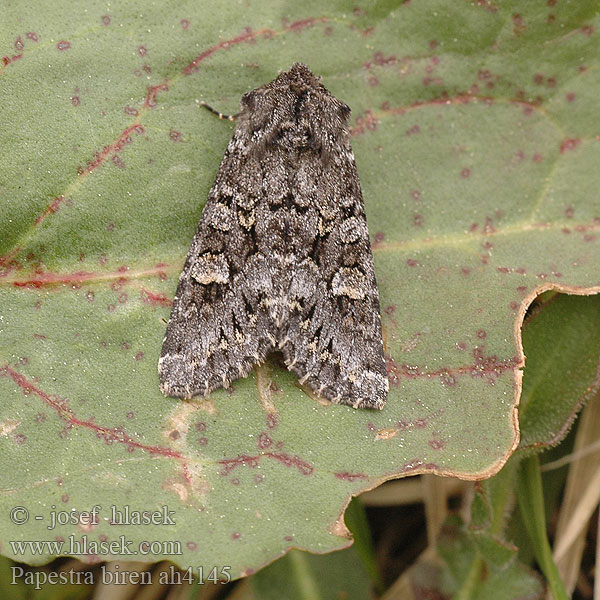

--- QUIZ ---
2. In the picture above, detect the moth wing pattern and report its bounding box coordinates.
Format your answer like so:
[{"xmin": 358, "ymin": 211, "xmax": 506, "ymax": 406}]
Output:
[
  {"xmin": 278, "ymin": 134, "xmax": 389, "ymax": 409},
  {"xmin": 158, "ymin": 134, "xmax": 277, "ymax": 398},
  {"xmin": 159, "ymin": 63, "xmax": 389, "ymax": 409}
]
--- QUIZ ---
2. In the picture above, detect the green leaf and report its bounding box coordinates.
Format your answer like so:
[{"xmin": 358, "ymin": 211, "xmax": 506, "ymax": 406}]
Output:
[
  {"xmin": 1, "ymin": 0, "xmax": 599, "ymax": 578},
  {"xmin": 518, "ymin": 293, "xmax": 600, "ymax": 451},
  {"xmin": 245, "ymin": 498, "xmax": 376, "ymax": 599},
  {"xmin": 417, "ymin": 288, "xmax": 600, "ymax": 596},
  {"xmin": 0, "ymin": 558, "xmax": 27, "ymax": 600},
  {"xmin": 474, "ymin": 563, "xmax": 545, "ymax": 600},
  {"xmin": 249, "ymin": 546, "xmax": 372, "ymax": 600},
  {"xmin": 343, "ymin": 498, "xmax": 382, "ymax": 592},
  {"xmin": 469, "ymin": 530, "xmax": 516, "ymax": 572},
  {"xmin": 410, "ymin": 515, "xmax": 543, "ymax": 600},
  {"xmin": 477, "ymin": 458, "xmax": 519, "ymax": 536},
  {"xmin": 469, "ymin": 485, "xmax": 492, "ymax": 530}
]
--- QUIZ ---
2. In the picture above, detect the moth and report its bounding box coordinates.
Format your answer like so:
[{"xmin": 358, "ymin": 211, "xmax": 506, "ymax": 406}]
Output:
[{"xmin": 159, "ymin": 63, "xmax": 388, "ymax": 409}]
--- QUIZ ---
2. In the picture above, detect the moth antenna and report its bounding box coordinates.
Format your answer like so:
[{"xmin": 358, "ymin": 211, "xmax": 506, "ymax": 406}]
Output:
[{"xmin": 199, "ymin": 100, "xmax": 239, "ymax": 122}]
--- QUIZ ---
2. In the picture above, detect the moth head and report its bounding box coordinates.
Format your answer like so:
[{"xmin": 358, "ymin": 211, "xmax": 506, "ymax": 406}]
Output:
[{"xmin": 239, "ymin": 63, "xmax": 352, "ymax": 152}]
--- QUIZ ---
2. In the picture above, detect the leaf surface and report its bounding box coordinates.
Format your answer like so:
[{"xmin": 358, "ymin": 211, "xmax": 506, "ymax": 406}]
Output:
[{"xmin": 0, "ymin": 0, "xmax": 599, "ymax": 577}]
